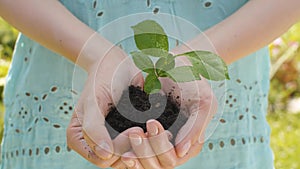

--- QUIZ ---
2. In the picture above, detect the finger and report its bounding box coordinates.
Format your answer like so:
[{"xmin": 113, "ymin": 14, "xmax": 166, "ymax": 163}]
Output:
[
  {"xmin": 82, "ymin": 96, "xmax": 114, "ymax": 160},
  {"xmin": 188, "ymin": 134, "xmax": 205, "ymax": 158},
  {"xmin": 174, "ymin": 111, "xmax": 207, "ymax": 158},
  {"xmin": 129, "ymin": 128, "xmax": 161, "ymax": 169},
  {"xmin": 83, "ymin": 125, "xmax": 136, "ymax": 167},
  {"xmin": 175, "ymin": 95, "xmax": 217, "ymax": 158},
  {"xmin": 147, "ymin": 119, "xmax": 177, "ymax": 168},
  {"xmin": 176, "ymin": 140, "xmax": 204, "ymax": 166},
  {"xmin": 83, "ymin": 131, "xmax": 119, "ymax": 167},
  {"xmin": 67, "ymin": 112, "xmax": 113, "ymax": 168},
  {"xmin": 122, "ymin": 152, "xmax": 144, "ymax": 169}
]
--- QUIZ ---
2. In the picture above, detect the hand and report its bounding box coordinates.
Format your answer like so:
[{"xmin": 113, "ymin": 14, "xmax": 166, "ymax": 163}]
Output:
[
  {"xmin": 119, "ymin": 120, "xmax": 177, "ymax": 169},
  {"xmin": 161, "ymin": 71, "xmax": 218, "ymax": 159},
  {"xmin": 159, "ymin": 52, "xmax": 218, "ymax": 163},
  {"xmin": 66, "ymin": 44, "xmax": 144, "ymax": 168},
  {"xmin": 118, "ymin": 56, "xmax": 218, "ymax": 169}
]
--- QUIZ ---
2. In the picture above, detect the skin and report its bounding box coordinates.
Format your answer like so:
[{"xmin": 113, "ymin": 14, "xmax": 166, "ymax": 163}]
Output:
[
  {"xmin": 172, "ymin": 0, "xmax": 300, "ymax": 65},
  {"xmin": 113, "ymin": 0, "xmax": 300, "ymax": 168},
  {"xmin": 0, "ymin": 0, "xmax": 209, "ymax": 167},
  {"xmin": 1, "ymin": 0, "xmax": 300, "ymax": 168}
]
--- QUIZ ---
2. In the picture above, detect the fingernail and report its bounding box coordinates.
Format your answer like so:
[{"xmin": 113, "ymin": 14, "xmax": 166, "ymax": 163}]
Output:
[
  {"xmin": 129, "ymin": 134, "xmax": 142, "ymax": 146},
  {"xmin": 179, "ymin": 141, "xmax": 191, "ymax": 157},
  {"xmin": 147, "ymin": 121, "xmax": 158, "ymax": 136},
  {"xmin": 123, "ymin": 160, "xmax": 135, "ymax": 167},
  {"xmin": 96, "ymin": 141, "xmax": 112, "ymax": 159}
]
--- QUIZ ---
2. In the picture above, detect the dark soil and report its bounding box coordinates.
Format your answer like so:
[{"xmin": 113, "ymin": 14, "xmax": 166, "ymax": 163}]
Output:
[{"xmin": 105, "ymin": 85, "xmax": 188, "ymax": 144}]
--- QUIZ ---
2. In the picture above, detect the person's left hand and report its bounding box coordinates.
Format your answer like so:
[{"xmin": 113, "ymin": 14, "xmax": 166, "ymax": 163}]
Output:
[{"xmin": 66, "ymin": 44, "xmax": 145, "ymax": 168}]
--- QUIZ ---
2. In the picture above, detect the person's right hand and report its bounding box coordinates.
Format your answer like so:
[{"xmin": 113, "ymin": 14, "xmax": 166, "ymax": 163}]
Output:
[
  {"xmin": 119, "ymin": 78, "xmax": 217, "ymax": 169},
  {"xmin": 66, "ymin": 43, "xmax": 145, "ymax": 168},
  {"xmin": 118, "ymin": 52, "xmax": 218, "ymax": 169}
]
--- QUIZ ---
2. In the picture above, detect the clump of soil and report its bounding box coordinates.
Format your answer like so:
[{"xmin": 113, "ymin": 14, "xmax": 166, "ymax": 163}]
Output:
[{"xmin": 105, "ymin": 85, "xmax": 188, "ymax": 144}]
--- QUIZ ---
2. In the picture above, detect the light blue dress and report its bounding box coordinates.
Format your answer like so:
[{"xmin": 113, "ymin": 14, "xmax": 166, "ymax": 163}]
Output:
[{"xmin": 1, "ymin": 0, "xmax": 274, "ymax": 168}]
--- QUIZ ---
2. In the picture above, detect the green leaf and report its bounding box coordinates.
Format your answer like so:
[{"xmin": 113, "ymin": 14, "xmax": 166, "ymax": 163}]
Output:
[
  {"xmin": 166, "ymin": 66, "xmax": 198, "ymax": 83},
  {"xmin": 131, "ymin": 51, "xmax": 154, "ymax": 73},
  {"xmin": 188, "ymin": 57, "xmax": 206, "ymax": 80},
  {"xmin": 131, "ymin": 20, "xmax": 169, "ymax": 57},
  {"xmin": 177, "ymin": 51, "xmax": 230, "ymax": 81},
  {"xmin": 156, "ymin": 70, "xmax": 169, "ymax": 77},
  {"xmin": 155, "ymin": 53, "xmax": 175, "ymax": 75},
  {"xmin": 144, "ymin": 73, "xmax": 161, "ymax": 94}
]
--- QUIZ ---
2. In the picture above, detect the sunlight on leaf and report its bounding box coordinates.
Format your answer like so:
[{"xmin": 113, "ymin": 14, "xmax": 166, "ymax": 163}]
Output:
[
  {"xmin": 177, "ymin": 51, "xmax": 230, "ymax": 81},
  {"xmin": 166, "ymin": 66, "xmax": 198, "ymax": 82},
  {"xmin": 131, "ymin": 20, "xmax": 169, "ymax": 57}
]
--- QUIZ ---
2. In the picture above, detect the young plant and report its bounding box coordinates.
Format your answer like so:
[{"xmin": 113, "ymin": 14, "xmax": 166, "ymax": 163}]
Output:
[{"xmin": 131, "ymin": 20, "xmax": 230, "ymax": 94}]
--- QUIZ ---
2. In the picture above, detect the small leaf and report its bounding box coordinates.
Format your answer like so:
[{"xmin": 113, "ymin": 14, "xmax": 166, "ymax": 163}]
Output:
[
  {"xmin": 177, "ymin": 51, "xmax": 230, "ymax": 81},
  {"xmin": 144, "ymin": 73, "xmax": 161, "ymax": 94},
  {"xmin": 144, "ymin": 68, "xmax": 157, "ymax": 74},
  {"xmin": 131, "ymin": 51, "xmax": 154, "ymax": 73},
  {"xmin": 131, "ymin": 20, "xmax": 169, "ymax": 57},
  {"xmin": 155, "ymin": 53, "xmax": 175, "ymax": 74},
  {"xmin": 166, "ymin": 66, "xmax": 198, "ymax": 82}
]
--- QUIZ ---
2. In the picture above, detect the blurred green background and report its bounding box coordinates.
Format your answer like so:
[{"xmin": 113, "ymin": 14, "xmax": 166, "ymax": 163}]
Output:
[{"xmin": 0, "ymin": 18, "xmax": 300, "ymax": 168}]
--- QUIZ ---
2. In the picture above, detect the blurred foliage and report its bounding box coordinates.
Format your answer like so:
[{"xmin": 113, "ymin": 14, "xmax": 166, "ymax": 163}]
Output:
[
  {"xmin": 0, "ymin": 18, "xmax": 18, "ymax": 61},
  {"xmin": 0, "ymin": 102, "xmax": 3, "ymax": 147},
  {"xmin": 267, "ymin": 22, "xmax": 300, "ymax": 169},
  {"xmin": 0, "ymin": 18, "xmax": 18, "ymax": 151},
  {"xmin": 267, "ymin": 113, "xmax": 300, "ymax": 169},
  {"xmin": 269, "ymin": 22, "xmax": 300, "ymax": 114},
  {"xmin": 0, "ymin": 17, "xmax": 300, "ymax": 169},
  {"xmin": 0, "ymin": 18, "xmax": 17, "ymax": 100}
]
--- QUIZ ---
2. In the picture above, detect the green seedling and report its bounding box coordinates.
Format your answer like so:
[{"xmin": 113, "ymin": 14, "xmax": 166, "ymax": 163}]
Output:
[{"xmin": 131, "ymin": 20, "xmax": 230, "ymax": 94}]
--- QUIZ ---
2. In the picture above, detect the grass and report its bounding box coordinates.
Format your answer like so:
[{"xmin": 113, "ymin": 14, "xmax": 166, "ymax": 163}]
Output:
[
  {"xmin": 267, "ymin": 112, "xmax": 300, "ymax": 169},
  {"xmin": 0, "ymin": 102, "xmax": 4, "ymax": 144}
]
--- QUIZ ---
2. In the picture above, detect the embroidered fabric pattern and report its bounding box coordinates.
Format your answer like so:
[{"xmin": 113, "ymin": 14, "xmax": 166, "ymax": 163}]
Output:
[{"xmin": 1, "ymin": 0, "xmax": 274, "ymax": 168}]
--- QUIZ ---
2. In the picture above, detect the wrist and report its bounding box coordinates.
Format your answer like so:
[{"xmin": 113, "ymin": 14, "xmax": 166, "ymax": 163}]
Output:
[{"xmin": 77, "ymin": 33, "xmax": 115, "ymax": 72}]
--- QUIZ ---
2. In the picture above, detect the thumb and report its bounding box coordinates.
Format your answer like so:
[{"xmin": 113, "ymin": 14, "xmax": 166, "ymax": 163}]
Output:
[{"xmin": 130, "ymin": 71, "xmax": 144, "ymax": 90}]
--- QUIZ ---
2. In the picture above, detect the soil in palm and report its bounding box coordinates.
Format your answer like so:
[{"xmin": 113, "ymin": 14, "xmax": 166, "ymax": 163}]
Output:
[{"xmin": 105, "ymin": 85, "xmax": 188, "ymax": 144}]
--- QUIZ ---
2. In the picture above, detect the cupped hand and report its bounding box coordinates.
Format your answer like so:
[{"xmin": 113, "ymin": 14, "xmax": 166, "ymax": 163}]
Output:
[
  {"xmin": 118, "ymin": 54, "xmax": 218, "ymax": 169},
  {"xmin": 66, "ymin": 44, "xmax": 144, "ymax": 168},
  {"xmin": 117, "ymin": 120, "xmax": 177, "ymax": 169},
  {"xmin": 161, "ymin": 71, "xmax": 218, "ymax": 159}
]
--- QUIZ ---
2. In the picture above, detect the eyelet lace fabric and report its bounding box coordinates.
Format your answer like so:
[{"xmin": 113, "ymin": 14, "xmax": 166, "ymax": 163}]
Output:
[{"xmin": 1, "ymin": 0, "xmax": 274, "ymax": 168}]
